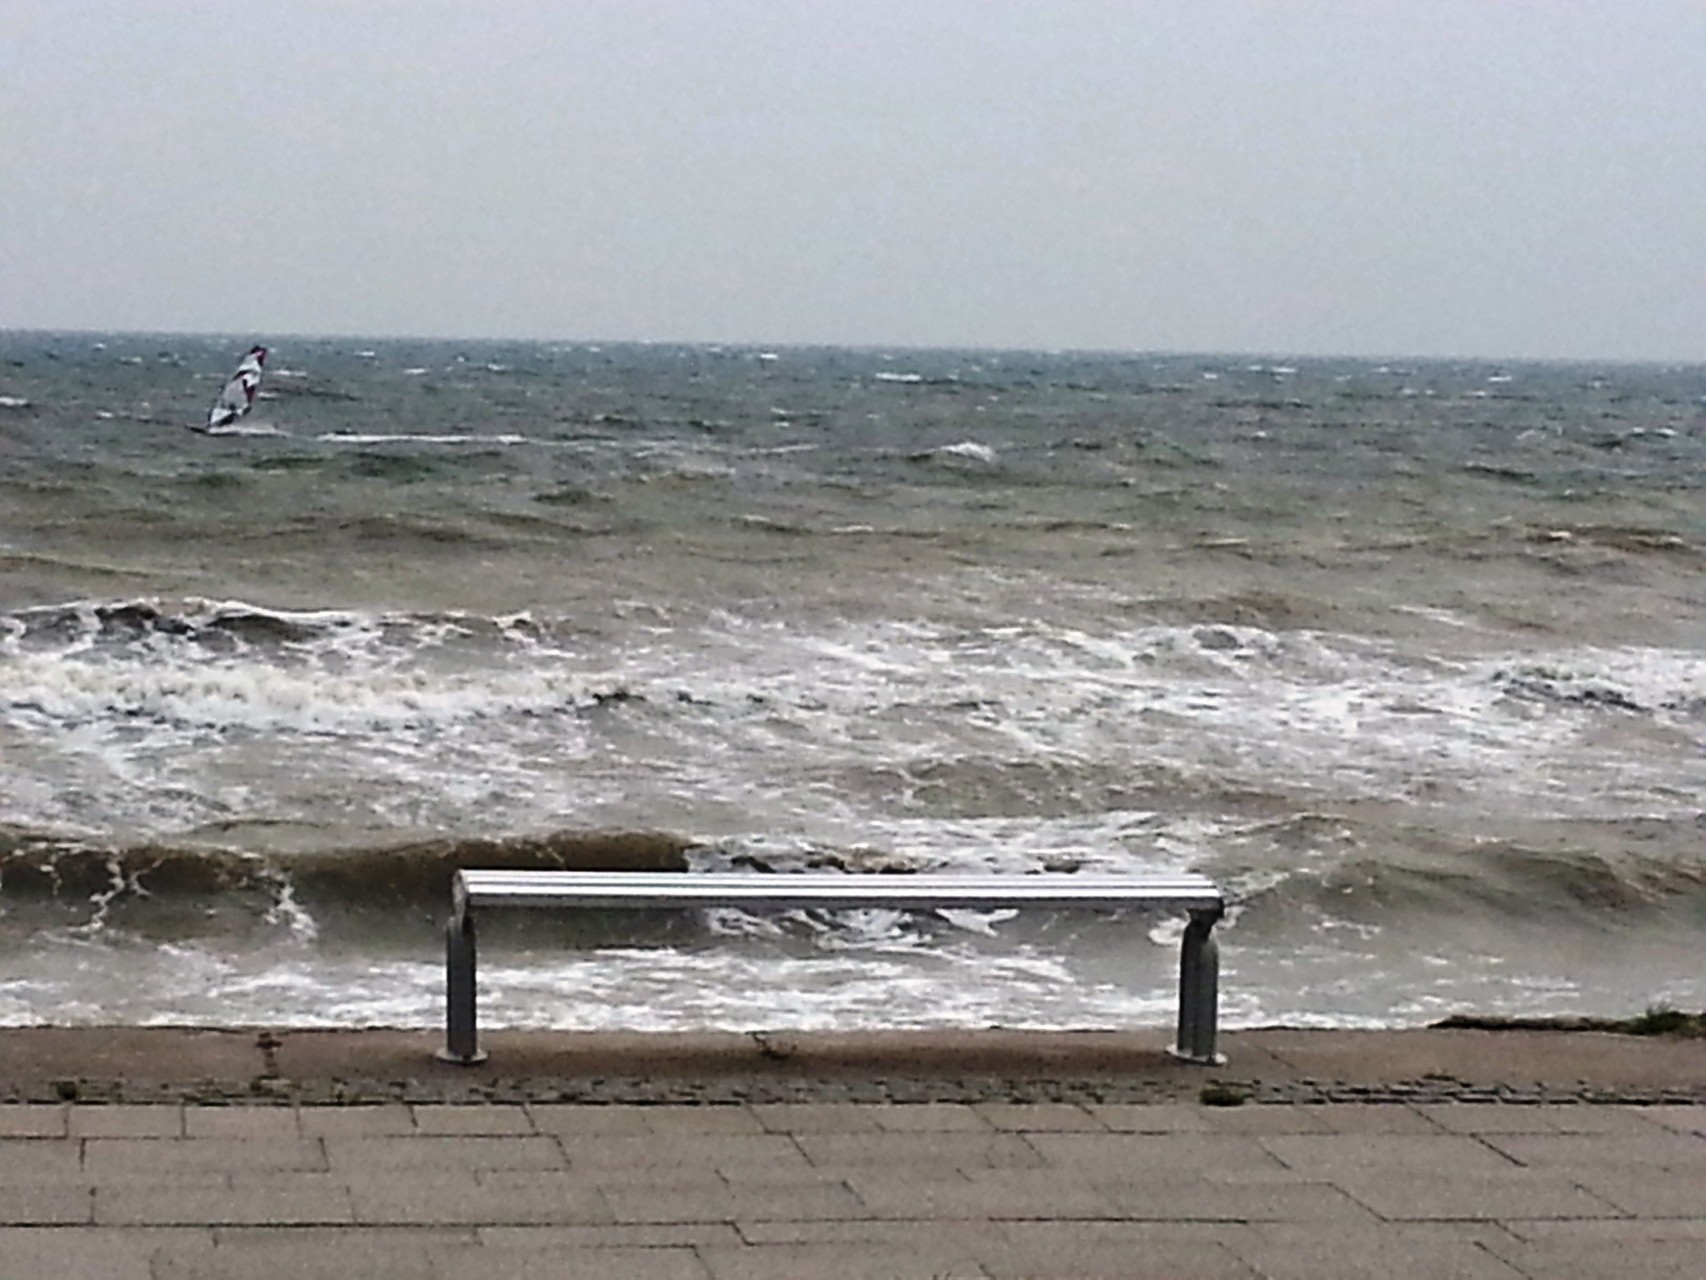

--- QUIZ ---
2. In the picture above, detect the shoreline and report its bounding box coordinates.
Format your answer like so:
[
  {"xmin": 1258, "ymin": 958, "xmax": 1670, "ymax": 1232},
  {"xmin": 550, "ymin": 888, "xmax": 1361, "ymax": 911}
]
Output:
[{"xmin": 3, "ymin": 1025, "xmax": 1702, "ymax": 1108}]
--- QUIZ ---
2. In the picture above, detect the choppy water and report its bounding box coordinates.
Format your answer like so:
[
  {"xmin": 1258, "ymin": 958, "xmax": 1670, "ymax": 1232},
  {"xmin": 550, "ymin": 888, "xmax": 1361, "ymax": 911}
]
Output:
[{"xmin": 2, "ymin": 331, "xmax": 1702, "ymax": 1030}]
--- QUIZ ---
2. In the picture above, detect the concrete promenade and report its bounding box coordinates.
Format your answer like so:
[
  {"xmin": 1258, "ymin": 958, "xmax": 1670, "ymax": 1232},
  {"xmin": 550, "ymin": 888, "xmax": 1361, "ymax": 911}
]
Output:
[{"xmin": 0, "ymin": 1026, "xmax": 1702, "ymax": 1278}]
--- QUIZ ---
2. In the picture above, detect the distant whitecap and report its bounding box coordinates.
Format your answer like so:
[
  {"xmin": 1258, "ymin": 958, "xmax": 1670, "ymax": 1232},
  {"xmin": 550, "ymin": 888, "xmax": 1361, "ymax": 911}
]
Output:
[{"xmin": 936, "ymin": 440, "xmax": 996, "ymax": 463}]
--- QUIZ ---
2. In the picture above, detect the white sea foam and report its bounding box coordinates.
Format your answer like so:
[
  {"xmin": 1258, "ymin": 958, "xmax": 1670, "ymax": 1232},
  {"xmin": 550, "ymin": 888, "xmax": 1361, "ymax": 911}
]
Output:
[
  {"xmin": 934, "ymin": 440, "xmax": 997, "ymax": 463},
  {"xmin": 0, "ymin": 650, "xmax": 601, "ymax": 733},
  {"xmin": 197, "ymin": 420, "xmax": 285, "ymax": 437},
  {"xmin": 12, "ymin": 910, "xmax": 1695, "ymax": 1031},
  {"xmin": 315, "ymin": 432, "xmax": 537, "ymax": 446},
  {"xmin": 6, "ymin": 598, "xmax": 1700, "ymax": 848}
]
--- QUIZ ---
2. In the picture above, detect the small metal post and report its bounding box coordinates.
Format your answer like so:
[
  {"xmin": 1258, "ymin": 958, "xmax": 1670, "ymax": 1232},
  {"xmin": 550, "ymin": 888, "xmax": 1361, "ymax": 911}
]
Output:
[
  {"xmin": 1169, "ymin": 906, "xmax": 1225, "ymax": 1065},
  {"xmin": 438, "ymin": 912, "xmax": 488, "ymax": 1064}
]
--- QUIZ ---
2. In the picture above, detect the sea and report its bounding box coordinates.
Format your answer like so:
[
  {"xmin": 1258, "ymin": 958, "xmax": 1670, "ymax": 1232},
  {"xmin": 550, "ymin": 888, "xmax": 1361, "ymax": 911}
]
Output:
[{"xmin": 1, "ymin": 331, "xmax": 1702, "ymax": 1032}]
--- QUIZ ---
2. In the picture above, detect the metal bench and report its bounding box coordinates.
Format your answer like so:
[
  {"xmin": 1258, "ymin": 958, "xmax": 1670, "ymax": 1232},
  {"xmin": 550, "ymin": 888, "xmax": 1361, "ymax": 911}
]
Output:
[{"xmin": 440, "ymin": 870, "xmax": 1227, "ymax": 1065}]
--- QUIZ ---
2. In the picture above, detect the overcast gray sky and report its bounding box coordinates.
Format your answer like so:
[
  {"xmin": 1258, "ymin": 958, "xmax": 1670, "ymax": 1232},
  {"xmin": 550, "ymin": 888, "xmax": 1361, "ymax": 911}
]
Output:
[{"xmin": 3, "ymin": 1, "xmax": 1702, "ymax": 360}]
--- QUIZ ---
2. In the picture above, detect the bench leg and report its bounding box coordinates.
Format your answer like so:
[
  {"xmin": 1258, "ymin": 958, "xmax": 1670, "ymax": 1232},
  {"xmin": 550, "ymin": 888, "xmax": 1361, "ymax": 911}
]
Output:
[
  {"xmin": 438, "ymin": 913, "xmax": 488, "ymax": 1064},
  {"xmin": 1169, "ymin": 907, "xmax": 1225, "ymax": 1065}
]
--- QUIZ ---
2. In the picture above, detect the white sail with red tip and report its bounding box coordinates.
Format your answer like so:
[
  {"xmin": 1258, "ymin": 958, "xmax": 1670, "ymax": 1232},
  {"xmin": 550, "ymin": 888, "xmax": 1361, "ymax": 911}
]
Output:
[{"xmin": 203, "ymin": 345, "xmax": 268, "ymax": 432}]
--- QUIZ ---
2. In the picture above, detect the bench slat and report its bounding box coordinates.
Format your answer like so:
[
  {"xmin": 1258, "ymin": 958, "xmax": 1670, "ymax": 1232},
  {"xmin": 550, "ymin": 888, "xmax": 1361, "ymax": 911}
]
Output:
[{"xmin": 455, "ymin": 870, "xmax": 1224, "ymax": 918}]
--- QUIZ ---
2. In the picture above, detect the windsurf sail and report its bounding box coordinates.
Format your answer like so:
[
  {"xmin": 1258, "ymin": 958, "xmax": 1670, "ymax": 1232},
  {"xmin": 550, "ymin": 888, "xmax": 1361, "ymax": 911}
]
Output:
[{"xmin": 204, "ymin": 345, "xmax": 267, "ymax": 431}]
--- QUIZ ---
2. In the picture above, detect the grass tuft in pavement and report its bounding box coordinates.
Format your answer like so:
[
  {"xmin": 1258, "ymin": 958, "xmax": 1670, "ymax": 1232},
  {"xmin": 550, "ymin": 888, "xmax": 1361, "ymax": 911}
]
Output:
[{"xmin": 1198, "ymin": 1082, "xmax": 1249, "ymax": 1107}]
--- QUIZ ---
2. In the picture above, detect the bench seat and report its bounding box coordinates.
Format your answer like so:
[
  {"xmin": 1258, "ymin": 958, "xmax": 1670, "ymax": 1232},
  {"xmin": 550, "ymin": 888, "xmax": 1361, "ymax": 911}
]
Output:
[{"xmin": 441, "ymin": 869, "xmax": 1227, "ymax": 1065}]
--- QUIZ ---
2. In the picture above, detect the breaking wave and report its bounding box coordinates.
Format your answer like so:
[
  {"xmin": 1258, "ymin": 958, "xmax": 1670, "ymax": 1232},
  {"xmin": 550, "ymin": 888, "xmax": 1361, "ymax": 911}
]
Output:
[
  {"xmin": 0, "ymin": 826, "xmax": 693, "ymax": 915},
  {"xmin": 0, "ymin": 597, "xmax": 635, "ymax": 733},
  {"xmin": 1220, "ymin": 819, "xmax": 1706, "ymax": 927}
]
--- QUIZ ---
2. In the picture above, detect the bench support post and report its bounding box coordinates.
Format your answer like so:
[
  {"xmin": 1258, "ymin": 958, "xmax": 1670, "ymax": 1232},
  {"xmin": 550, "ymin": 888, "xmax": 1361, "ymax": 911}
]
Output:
[
  {"xmin": 1170, "ymin": 906, "xmax": 1225, "ymax": 1065},
  {"xmin": 438, "ymin": 913, "xmax": 488, "ymax": 1064},
  {"xmin": 439, "ymin": 871, "xmax": 1228, "ymax": 1067}
]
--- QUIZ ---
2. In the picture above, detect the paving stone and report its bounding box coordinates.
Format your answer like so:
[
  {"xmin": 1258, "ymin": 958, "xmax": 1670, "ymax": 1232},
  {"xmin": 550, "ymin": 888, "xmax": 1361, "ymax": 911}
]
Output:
[
  {"xmin": 600, "ymin": 1178, "xmax": 867, "ymax": 1225},
  {"xmin": 995, "ymin": 1220, "xmax": 1254, "ymax": 1243},
  {"xmin": 1230, "ymin": 1227, "xmax": 1528, "ymax": 1279},
  {"xmin": 1572, "ymin": 1170, "xmax": 1706, "ymax": 1218},
  {"xmin": 869, "ymin": 1104, "xmax": 996, "ymax": 1133},
  {"xmin": 715, "ymin": 1163, "xmax": 859, "ymax": 1187},
  {"xmin": 736, "ymin": 1219, "xmax": 1002, "ymax": 1247},
  {"xmin": 0, "ymin": 1106, "xmax": 67, "ymax": 1138},
  {"xmin": 296, "ymin": 1106, "xmax": 416, "ymax": 1137},
  {"xmin": 796, "ymin": 1131, "xmax": 1045, "ymax": 1171},
  {"xmin": 752, "ymin": 1103, "xmax": 886, "ymax": 1133},
  {"xmin": 153, "ymin": 1231, "xmax": 447, "ymax": 1279},
  {"xmin": 323, "ymin": 1134, "xmax": 565, "ymax": 1172},
  {"xmin": 213, "ymin": 1224, "xmax": 477, "ymax": 1247},
  {"xmin": 157, "ymin": 1255, "xmax": 438, "ymax": 1280},
  {"xmin": 451, "ymin": 1243, "xmax": 715, "ymax": 1279},
  {"xmin": 1310, "ymin": 1104, "xmax": 1447, "ymax": 1135},
  {"xmin": 87, "ymin": 1172, "xmax": 233, "ymax": 1194},
  {"xmin": 1258, "ymin": 1133, "xmax": 1521, "ymax": 1176},
  {"xmin": 846, "ymin": 1168, "xmax": 1119, "ymax": 1220},
  {"xmin": 95, "ymin": 1178, "xmax": 353, "ymax": 1226},
  {"xmin": 1481, "ymin": 1237, "xmax": 1706, "ymax": 1279},
  {"xmin": 982, "ymin": 1225, "xmax": 1258, "ymax": 1279},
  {"xmin": 0, "ymin": 1140, "xmax": 93, "ymax": 1183},
  {"xmin": 1093, "ymin": 1173, "xmax": 1379, "ymax": 1223},
  {"xmin": 1086, "ymin": 1104, "xmax": 1215, "ymax": 1134},
  {"xmin": 480, "ymin": 1222, "xmax": 745, "ymax": 1248},
  {"xmin": 1023, "ymin": 1132, "xmax": 1286, "ymax": 1177},
  {"xmin": 183, "ymin": 1107, "xmax": 302, "ymax": 1139},
  {"xmin": 69, "ymin": 1106, "xmax": 184, "ymax": 1138},
  {"xmin": 407, "ymin": 1103, "xmax": 535, "ymax": 1135},
  {"xmin": 1502, "ymin": 1218, "xmax": 1706, "ymax": 1242},
  {"xmin": 526, "ymin": 1104, "xmax": 659, "ymax": 1136},
  {"xmin": 1418, "ymin": 1104, "xmax": 1668, "ymax": 1136},
  {"xmin": 545, "ymin": 1166, "xmax": 740, "ymax": 1193},
  {"xmin": 1635, "ymin": 1105, "xmax": 1706, "ymax": 1136},
  {"xmin": 697, "ymin": 1241, "xmax": 988, "ymax": 1279},
  {"xmin": 642, "ymin": 1107, "xmax": 768, "ymax": 1136},
  {"xmin": 0, "ymin": 1182, "xmax": 93, "ymax": 1224},
  {"xmin": 970, "ymin": 1102, "xmax": 1106, "ymax": 1132},
  {"xmin": 558, "ymin": 1133, "xmax": 812, "ymax": 1172},
  {"xmin": 529, "ymin": 1103, "xmax": 768, "ymax": 1137},
  {"xmin": 1239, "ymin": 1222, "xmax": 1513, "ymax": 1247},
  {"xmin": 1333, "ymin": 1171, "xmax": 1625, "ymax": 1221},
  {"xmin": 351, "ymin": 1172, "xmax": 613, "ymax": 1226},
  {"xmin": 85, "ymin": 1137, "xmax": 327, "ymax": 1176},
  {"xmin": 1195, "ymin": 1105, "xmax": 1335, "ymax": 1135},
  {"xmin": 1483, "ymin": 1133, "xmax": 1706, "ymax": 1170},
  {"xmin": 0, "ymin": 1226, "xmax": 212, "ymax": 1279}
]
